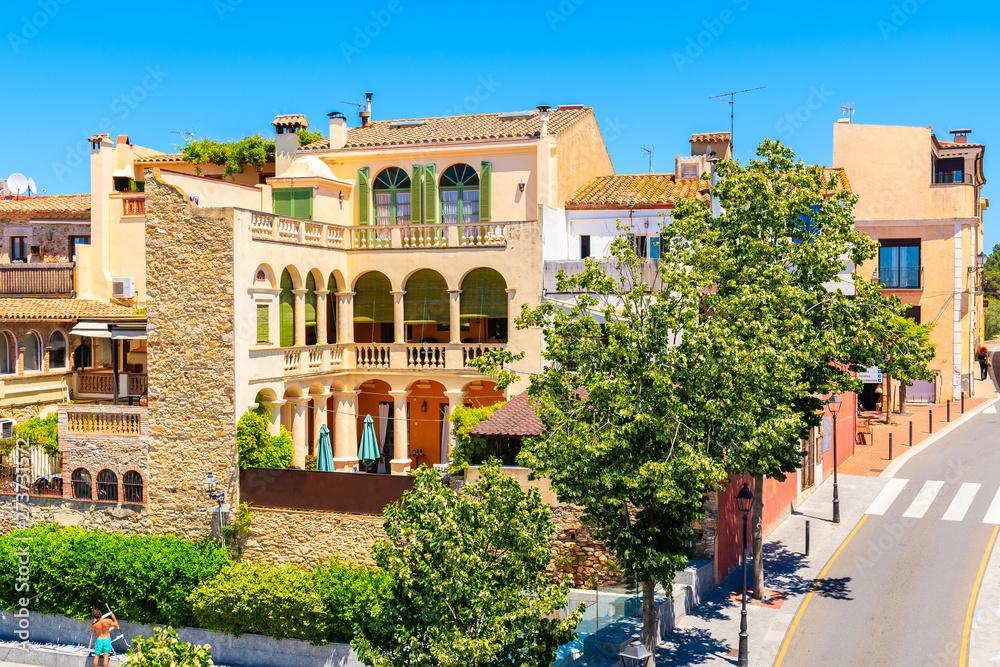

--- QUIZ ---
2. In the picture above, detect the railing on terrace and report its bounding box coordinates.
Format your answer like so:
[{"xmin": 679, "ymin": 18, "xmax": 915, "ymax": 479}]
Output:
[
  {"xmin": 240, "ymin": 467, "xmax": 415, "ymax": 515},
  {"xmin": 265, "ymin": 343, "xmax": 507, "ymax": 376},
  {"xmin": 280, "ymin": 345, "xmax": 345, "ymax": 376},
  {"xmin": 0, "ymin": 444, "xmax": 62, "ymax": 497},
  {"xmin": 876, "ymin": 267, "xmax": 923, "ymax": 290},
  {"xmin": 121, "ymin": 193, "xmax": 146, "ymax": 217},
  {"xmin": 61, "ymin": 405, "xmax": 147, "ymax": 437},
  {"xmin": 77, "ymin": 372, "xmax": 147, "ymax": 397},
  {"xmin": 933, "ymin": 171, "xmax": 973, "ymax": 185},
  {"xmin": 0, "ymin": 263, "xmax": 74, "ymax": 296}
]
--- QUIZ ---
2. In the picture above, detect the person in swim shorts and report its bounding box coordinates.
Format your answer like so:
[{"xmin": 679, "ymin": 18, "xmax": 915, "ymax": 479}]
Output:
[{"xmin": 91, "ymin": 608, "xmax": 118, "ymax": 666}]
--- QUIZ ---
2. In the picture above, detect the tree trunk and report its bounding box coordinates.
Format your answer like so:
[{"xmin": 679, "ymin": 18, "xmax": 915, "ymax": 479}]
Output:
[
  {"xmin": 642, "ymin": 578, "xmax": 656, "ymax": 665},
  {"xmin": 883, "ymin": 374, "xmax": 892, "ymax": 424},
  {"xmin": 752, "ymin": 475, "xmax": 765, "ymax": 599},
  {"xmin": 899, "ymin": 378, "xmax": 907, "ymax": 416}
]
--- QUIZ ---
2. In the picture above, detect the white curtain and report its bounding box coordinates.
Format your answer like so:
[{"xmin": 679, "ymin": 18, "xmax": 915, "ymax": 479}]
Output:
[
  {"xmin": 374, "ymin": 192, "xmax": 391, "ymax": 226},
  {"xmin": 377, "ymin": 403, "xmax": 390, "ymax": 473},
  {"xmin": 440, "ymin": 404, "xmax": 451, "ymax": 465},
  {"xmin": 441, "ymin": 190, "xmax": 459, "ymax": 225},
  {"xmin": 462, "ymin": 190, "xmax": 480, "ymax": 223},
  {"xmin": 395, "ymin": 192, "xmax": 411, "ymax": 225}
]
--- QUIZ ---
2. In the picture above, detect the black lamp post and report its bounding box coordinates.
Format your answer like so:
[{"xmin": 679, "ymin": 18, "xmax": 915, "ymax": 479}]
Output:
[
  {"xmin": 618, "ymin": 633, "xmax": 652, "ymax": 667},
  {"xmin": 829, "ymin": 395, "xmax": 843, "ymax": 524},
  {"xmin": 736, "ymin": 482, "xmax": 754, "ymax": 667},
  {"xmin": 202, "ymin": 473, "xmax": 226, "ymax": 548}
]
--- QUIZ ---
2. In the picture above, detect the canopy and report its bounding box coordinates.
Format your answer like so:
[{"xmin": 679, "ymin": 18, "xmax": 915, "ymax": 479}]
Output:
[
  {"xmin": 316, "ymin": 424, "xmax": 334, "ymax": 472},
  {"xmin": 358, "ymin": 414, "xmax": 381, "ymax": 466},
  {"xmin": 70, "ymin": 321, "xmax": 146, "ymax": 340}
]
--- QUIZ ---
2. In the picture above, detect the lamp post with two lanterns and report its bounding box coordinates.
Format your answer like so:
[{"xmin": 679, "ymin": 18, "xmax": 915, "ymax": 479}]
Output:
[{"xmin": 736, "ymin": 482, "xmax": 754, "ymax": 667}]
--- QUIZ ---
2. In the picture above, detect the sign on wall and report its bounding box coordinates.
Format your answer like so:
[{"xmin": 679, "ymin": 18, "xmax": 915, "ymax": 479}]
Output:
[{"xmin": 858, "ymin": 366, "xmax": 882, "ymax": 384}]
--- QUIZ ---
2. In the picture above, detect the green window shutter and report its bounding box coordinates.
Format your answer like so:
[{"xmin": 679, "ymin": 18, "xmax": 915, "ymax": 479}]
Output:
[
  {"xmin": 273, "ymin": 189, "xmax": 293, "ymax": 217},
  {"xmin": 357, "ymin": 167, "xmax": 371, "ymax": 226},
  {"xmin": 304, "ymin": 274, "xmax": 317, "ymax": 327},
  {"xmin": 292, "ymin": 188, "xmax": 313, "ymax": 220},
  {"xmin": 460, "ymin": 268, "xmax": 508, "ymax": 318},
  {"xmin": 279, "ymin": 270, "xmax": 295, "ymax": 347},
  {"xmin": 422, "ymin": 165, "xmax": 436, "ymax": 224},
  {"xmin": 256, "ymin": 304, "xmax": 269, "ymax": 344},
  {"xmin": 353, "ymin": 272, "xmax": 393, "ymax": 323},
  {"xmin": 479, "ymin": 161, "xmax": 492, "ymax": 222},
  {"xmin": 410, "ymin": 165, "xmax": 423, "ymax": 225},
  {"xmin": 404, "ymin": 269, "xmax": 449, "ymax": 324}
]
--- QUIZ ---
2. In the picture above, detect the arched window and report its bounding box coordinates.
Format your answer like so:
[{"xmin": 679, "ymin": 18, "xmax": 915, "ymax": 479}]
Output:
[
  {"xmin": 353, "ymin": 272, "xmax": 394, "ymax": 343},
  {"xmin": 404, "ymin": 270, "xmax": 449, "ymax": 342},
  {"xmin": 461, "ymin": 268, "xmax": 509, "ymax": 343},
  {"xmin": 48, "ymin": 331, "xmax": 67, "ymax": 370},
  {"xmin": 327, "ymin": 273, "xmax": 338, "ymax": 344},
  {"xmin": 440, "ymin": 164, "xmax": 480, "ymax": 225},
  {"xmin": 71, "ymin": 468, "xmax": 92, "ymax": 500},
  {"xmin": 0, "ymin": 331, "xmax": 15, "ymax": 374},
  {"xmin": 279, "ymin": 269, "xmax": 295, "ymax": 348},
  {"xmin": 123, "ymin": 471, "xmax": 143, "ymax": 503},
  {"xmin": 23, "ymin": 332, "xmax": 41, "ymax": 372},
  {"xmin": 96, "ymin": 469, "xmax": 118, "ymax": 502},
  {"xmin": 305, "ymin": 273, "xmax": 318, "ymax": 346},
  {"xmin": 373, "ymin": 167, "xmax": 412, "ymax": 226}
]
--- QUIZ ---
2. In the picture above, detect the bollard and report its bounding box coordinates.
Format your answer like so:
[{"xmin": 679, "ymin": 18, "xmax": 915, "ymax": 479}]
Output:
[
  {"xmin": 929, "ymin": 408, "xmax": 933, "ymax": 434},
  {"xmin": 889, "ymin": 433, "xmax": 893, "ymax": 460},
  {"xmin": 909, "ymin": 420, "xmax": 913, "ymax": 447},
  {"xmin": 805, "ymin": 520, "xmax": 810, "ymax": 556},
  {"xmin": 962, "ymin": 391, "xmax": 965, "ymax": 414},
  {"xmin": 947, "ymin": 400, "xmax": 951, "ymax": 423}
]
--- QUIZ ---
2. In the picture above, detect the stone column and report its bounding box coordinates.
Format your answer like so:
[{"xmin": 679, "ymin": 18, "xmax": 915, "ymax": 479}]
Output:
[
  {"xmin": 288, "ymin": 396, "xmax": 309, "ymax": 468},
  {"xmin": 315, "ymin": 290, "xmax": 330, "ymax": 345},
  {"xmin": 388, "ymin": 389, "xmax": 411, "ymax": 475},
  {"xmin": 263, "ymin": 399, "xmax": 285, "ymax": 437},
  {"xmin": 292, "ymin": 288, "xmax": 307, "ymax": 346},
  {"xmin": 336, "ymin": 292, "xmax": 355, "ymax": 344},
  {"xmin": 505, "ymin": 288, "xmax": 517, "ymax": 343},
  {"xmin": 448, "ymin": 290, "xmax": 462, "ymax": 344},
  {"xmin": 392, "ymin": 290, "xmax": 406, "ymax": 343},
  {"xmin": 332, "ymin": 389, "xmax": 359, "ymax": 471},
  {"xmin": 311, "ymin": 392, "xmax": 333, "ymax": 460},
  {"xmin": 443, "ymin": 390, "xmax": 465, "ymax": 465}
]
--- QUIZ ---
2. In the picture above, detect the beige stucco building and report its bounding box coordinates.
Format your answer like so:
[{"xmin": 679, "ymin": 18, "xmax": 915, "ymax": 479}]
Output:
[{"xmin": 833, "ymin": 121, "xmax": 988, "ymax": 402}]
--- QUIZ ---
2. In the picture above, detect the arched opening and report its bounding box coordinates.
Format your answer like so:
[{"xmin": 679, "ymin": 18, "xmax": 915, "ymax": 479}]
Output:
[
  {"xmin": 404, "ymin": 269, "xmax": 449, "ymax": 343},
  {"xmin": 123, "ymin": 471, "xmax": 143, "ymax": 503},
  {"xmin": 305, "ymin": 273, "xmax": 318, "ymax": 346},
  {"xmin": 373, "ymin": 167, "xmax": 412, "ymax": 226},
  {"xmin": 356, "ymin": 379, "xmax": 395, "ymax": 474},
  {"xmin": 23, "ymin": 331, "xmax": 41, "ymax": 372},
  {"xmin": 280, "ymin": 269, "xmax": 295, "ymax": 347},
  {"xmin": 353, "ymin": 271, "xmax": 394, "ymax": 343},
  {"xmin": 440, "ymin": 163, "xmax": 480, "ymax": 225},
  {"xmin": 407, "ymin": 380, "xmax": 448, "ymax": 468},
  {"xmin": 71, "ymin": 468, "xmax": 92, "ymax": 500},
  {"xmin": 48, "ymin": 331, "xmax": 67, "ymax": 370},
  {"xmin": 0, "ymin": 331, "xmax": 15, "ymax": 374},
  {"xmin": 96, "ymin": 469, "xmax": 118, "ymax": 502},
  {"xmin": 327, "ymin": 273, "xmax": 339, "ymax": 344},
  {"xmin": 460, "ymin": 268, "xmax": 508, "ymax": 344}
]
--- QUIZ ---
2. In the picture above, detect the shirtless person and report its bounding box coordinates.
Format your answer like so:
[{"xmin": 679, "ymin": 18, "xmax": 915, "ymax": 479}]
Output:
[{"xmin": 91, "ymin": 609, "xmax": 118, "ymax": 667}]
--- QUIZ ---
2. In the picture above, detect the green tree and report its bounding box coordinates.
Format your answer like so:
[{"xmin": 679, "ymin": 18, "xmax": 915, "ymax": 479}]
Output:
[
  {"xmin": 983, "ymin": 243, "xmax": 1000, "ymax": 298},
  {"xmin": 986, "ymin": 298, "xmax": 1000, "ymax": 342},
  {"xmin": 446, "ymin": 401, "xmax": 506, "ymax": 472},
  {"xmin": 13, "ymin": 413, "xmax": 59, "ymax": 456},
  {"xmin": 236, "ymin": 407, "xmax": 293, "ymax": 469},
  {"xmin": 352, "ymin": 461, "xmax": 582, "ymax": 667}
]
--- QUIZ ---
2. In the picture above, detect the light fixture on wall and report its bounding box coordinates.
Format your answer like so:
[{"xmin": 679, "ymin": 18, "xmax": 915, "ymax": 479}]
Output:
[
  {"xmin": 518, "ymin": 180, "xmax": 526, "ymax": 192},
  {"xmin": 339, "ymin": 191, "xmax": 344, "ymax": 202},
  {"xmin": 421, "ymin": 400, "xmax": 428, "ymax": 412}
]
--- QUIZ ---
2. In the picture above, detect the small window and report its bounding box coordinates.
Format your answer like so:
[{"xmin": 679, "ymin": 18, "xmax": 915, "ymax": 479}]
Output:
[
  {"xmin": 23, "ymin": 332, "xmax": 41, "ymax": 372},
  {"xmin": 580, "ymin": 235, "xmax": 591, "ymax": 259},
  {"xmin": 48, "ymin": 331, "xmax": 67, "ymax": 369},
  {"xmin": 96, "ymin": 470, "xmax": 118, "ymax": 502},
  {"xmin": 123, "ymin": 471, "xmax": 143, "ymax": 503},
  {"xmin": 10, "ymin": 237, "xmax": 27, "ymax": 263},
  {"xmin": 681, "ymin": 163, "xmax": 699, "ymax": 179},
  {"xmin": 273, "ymin": 187, "xmax": 313, "ymax": 220},
  {"xmin": 71, "ymin": 468, "xmax": 92, "ymax": 500},
  {"xmin": 0, "ymin": 331, "xmax": 15, "ymax": 374},
  {"xmin": 257, "ymin": 304, "xmax": 269, "ymax": 344}
]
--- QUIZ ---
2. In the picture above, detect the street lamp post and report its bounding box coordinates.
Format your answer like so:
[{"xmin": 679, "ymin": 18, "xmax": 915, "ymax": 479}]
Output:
[
  {"xmin": 202, "ymin": 473, "xmax": 226, "ymax": 549},
  {"xmin": 736, "ymin": 482, "xmax": 754, "ymax": 667},
  {"xmin": 829, "ymin": 394, "xmax": 843, "ymax": 524}
]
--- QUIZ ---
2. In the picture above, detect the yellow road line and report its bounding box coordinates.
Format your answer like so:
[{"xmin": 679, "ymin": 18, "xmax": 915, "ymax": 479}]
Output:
[
  {"xmin": 960, "ymin": 524, "xmax": 999, "ymax": 666},
  {"xmin": 773, "ymin": 514, "xmax": 869, "ymax": 667}
]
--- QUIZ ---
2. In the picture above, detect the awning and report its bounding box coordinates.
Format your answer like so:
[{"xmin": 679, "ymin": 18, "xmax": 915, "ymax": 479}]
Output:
[
  {"xmin": 112, "ymin": 165, "xmax": 136, "ymax": 180},
  {"xmin": 109, "ymin": 324, "xmax": 147, "ymax": 340},
  {"xmin": 70, "ymin": 322, "xmax": 112, "ymax": 339},
  {"xmin": 70, "ymin": 321, "xmax": 147, "ymax": 340}
]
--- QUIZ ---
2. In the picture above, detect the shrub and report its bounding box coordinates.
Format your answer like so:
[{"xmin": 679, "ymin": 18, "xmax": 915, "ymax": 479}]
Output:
[
  {"xmin": 0, "ymin": 525, "xmax": 230, "ymax": 626},
  {"xmin": 128, "ymin": 626, "xmax": 214, "ymax": 667},
  {"xmin": 447, "ymin": 401, "xmax": 506, "ymax": 473},
  {"xmin": 189, "ymin": 562, "xmax": 329, "ymax": 643},
  {"xmin": 13, "ymin": 413, "xmax": 59, "ymax": 456},
  {"xmin": 313, "ymin": 559, "xmax": 392, "ymax": 642},
  {"xmin": 237, "ymin": 407, "xmax": 293, "ymax": 469}
]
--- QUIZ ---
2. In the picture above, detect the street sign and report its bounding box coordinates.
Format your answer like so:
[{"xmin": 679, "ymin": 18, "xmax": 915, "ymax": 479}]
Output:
[{"xmin": 858, "ymin": 366, "xmax": 882, "ymax": 383}]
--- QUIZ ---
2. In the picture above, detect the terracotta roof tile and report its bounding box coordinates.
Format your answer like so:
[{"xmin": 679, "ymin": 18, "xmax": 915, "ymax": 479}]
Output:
[
  {"xmin": 0, "ymin": 194, "xmax": 90, "ymax": 219},
  {"xmin": 567, "ymin": 174, "xmax": 711, "ymax": 209},
  {"xmin": 690, "ymin": 132, "xmax": 731, "ymax": 144},
  {"xmin": 273, "ymin": 114, "xmax": 309, "ymax": 128},
  {"xmin": 0, "ymin": 298, "xmax": 137, "ymax": 320},
  {"xmin": 939, "ymin": 141, "xmax": 985, "ymax": 148},
  {"xmin": 470, "ymin": 392, "xmax": 543, "ymax": 437},
  {"xmin": 133, "ymin": 153, "xmax": 187, "ymax": 164},
  {"xmin": 301, "ymin": 108, "xmax": 593, "ymax": 150}
]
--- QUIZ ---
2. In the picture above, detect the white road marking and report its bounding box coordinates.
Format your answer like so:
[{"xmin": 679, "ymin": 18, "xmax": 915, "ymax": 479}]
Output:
[
  {"xmin": 942, "ymin": 483, "xmax": 981, "ymax": 521},
  {"xmin": 984, "ymin": 405, "xmax": 997, "ymax": 414},
  {"xmin": 866, "ymin": 478, "xmax": 908, "ymax": 515},
  {"xmin": 902, "ymin": 480, "xmax": 944, "ymax": 518},
  {"xmin": 983, "ymin": 487, "xmax": 1000, "ymax": 524}
]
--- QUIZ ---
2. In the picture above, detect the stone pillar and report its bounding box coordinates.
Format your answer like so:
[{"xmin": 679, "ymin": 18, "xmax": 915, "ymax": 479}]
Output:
[
  {"xmin": 263, "ymin": 399, "xmax": 285, "ymax": 437},
  {"xmin": 332, "ymin": 389, "xmax": 359, "ymax": 471},
  {"xmin": 392, "ymin": 290, "xmax": 406, "ymax": 343},
  {"xmin": 315, "ymin": 290, "xmax": 330, "ymax": 345},
  {"xmin": 443, "ymin": 390, "xmax": 465, "ymax": 465},
  {"xmin": 505, "ymin": 288, "xmax": 517, "ymax": 343},
  {"xmin": 292, "ymin": 288, "xmax": 307, "ymax": 346},
  {"xmin": 448, "ymin": 290, "xmax": 462, "ymax": 344},
  {"xmin": 388, "ymin": 389, "xmax": 411, "ymax": 475},
  {"xmin": 288, "ymin": 396, "xmax": 309, "ymax": 468},
  {"xmin": 336, "ymin": 292, "xmax": 355, "ymax": 344},
  {"xmin": 311, "ymin": 392, "xmax": 333, "ymax": 459}
]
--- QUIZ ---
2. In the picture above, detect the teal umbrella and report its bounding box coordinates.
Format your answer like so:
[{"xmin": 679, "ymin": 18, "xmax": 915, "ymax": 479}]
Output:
[
  {"xmin": 316, "ymin": 424, "xmax": 334, "ymax": 472},
  {"xmin": 358, "ymin": 414, "xmax": 380, "ymax": 467}
]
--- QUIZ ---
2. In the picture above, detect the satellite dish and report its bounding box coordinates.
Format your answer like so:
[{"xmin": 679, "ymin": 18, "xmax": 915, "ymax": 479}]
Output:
[
  {"xmin": 7, "ymin": 173, "xmax": 28, "ymax": 196},
  {"xmin": 27, "ymin": 178, "xmax": 36, "ymax": 196}
]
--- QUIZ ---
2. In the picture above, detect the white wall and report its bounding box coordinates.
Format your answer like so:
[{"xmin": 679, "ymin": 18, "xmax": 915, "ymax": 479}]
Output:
[{"xmin": 558, "ymin": 208, "xmax": 674, "ymax": 260}]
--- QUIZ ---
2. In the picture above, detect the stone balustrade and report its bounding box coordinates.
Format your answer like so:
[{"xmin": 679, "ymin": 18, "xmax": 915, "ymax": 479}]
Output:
[{"xmin": 60, "ymin": 404, "xmax": 148, "ymax": 437}]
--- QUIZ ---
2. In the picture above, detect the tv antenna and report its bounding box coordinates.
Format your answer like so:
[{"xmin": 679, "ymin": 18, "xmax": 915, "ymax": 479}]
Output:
[
  {"xmin": 641, "ymin": 145, "xmax": 654, "ymax": 174},
  {"xmin": 171, "ymin": 129, "xmax": 196, "ymax": 140},
  {"xmin": 840, "ymin": 103, "xmax": 855, "ymax": 121},
  {"xmin": 340, "ymin": 97, "xmax": 365, "ymax": 109},
  {"xmin": 709, "ymin": 86, "xmax": 765, "ymax": 151}
]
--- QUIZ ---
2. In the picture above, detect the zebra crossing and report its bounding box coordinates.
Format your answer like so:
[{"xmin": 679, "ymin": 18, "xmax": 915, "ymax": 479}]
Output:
[{"xmin": 865, "ymin": 478, "xmax": 1000, "ymax": 523}]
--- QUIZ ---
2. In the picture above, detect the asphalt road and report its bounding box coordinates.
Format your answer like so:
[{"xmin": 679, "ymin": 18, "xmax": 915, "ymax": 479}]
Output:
[{"xmin": 777, "ymin": 398, "xmax": 1000, "ymax": 666}]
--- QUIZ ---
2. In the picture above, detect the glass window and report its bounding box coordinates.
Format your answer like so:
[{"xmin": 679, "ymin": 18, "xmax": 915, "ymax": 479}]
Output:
[
  {"xmin": 0, "ymin": 332, "xmax": 15, "ymax": 374},
  {"xmin": 373, "ymin": 167, "xmax": 411, "ymax": 226},
  {"xmin": 68, "ymin": 236, "xmax": 91, "ymax": 261},
  {"xmin": 23, "ymin": 332, "xmax": 41, "ymax": 372},
  {"xmin": 440, "ymin": 164, "xmax": 480, "ymax": 225},
  {"xmin": 48, "ymin": 331, "xmax": 67, "ymax": 369},
  {"xmin": 10, "ymin": 237, "xmax": 27, "ymax": 263},
  {"xmin": 97, "ymin": 337, "xmax": 112, "ymax": 366},
  {"xmin": 879, "ymin": 241, "xmax": 921, "ymax": 288}
]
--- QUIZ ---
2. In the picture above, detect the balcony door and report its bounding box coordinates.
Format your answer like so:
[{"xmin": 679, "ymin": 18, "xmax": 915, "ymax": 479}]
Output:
[{"xmin": 879, "ymin": 239, "xmax": 920, "ymax": 289}]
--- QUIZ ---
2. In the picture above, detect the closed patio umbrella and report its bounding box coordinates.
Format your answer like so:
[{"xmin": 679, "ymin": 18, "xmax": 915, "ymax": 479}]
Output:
[
  {"xmin": 358, "ymin": 414, "xmax": 380, "ymax": 467},
  {"xmin": 316, "ymin": 424, "xmax": 334, "ymax": 472}
]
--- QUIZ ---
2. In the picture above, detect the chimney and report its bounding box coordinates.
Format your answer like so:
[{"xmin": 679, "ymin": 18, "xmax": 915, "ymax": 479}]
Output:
[
  {"xmin": 537, "ymin": 104, "xmax": 550, "ymax": 137},
  {"xmin": 273, "ymin": 114, "xmax": 308, "ymax": 176},
  {"xmin": 360, "ymin": 92, "xmax": 373, "ymax": 127},
  {"xmin": 328, "ymin": 112, "xmax": 347, "ymax": 149},
  {"xmin": 950, "ymin": 128, "xmax": 972, "ymax": 144}
]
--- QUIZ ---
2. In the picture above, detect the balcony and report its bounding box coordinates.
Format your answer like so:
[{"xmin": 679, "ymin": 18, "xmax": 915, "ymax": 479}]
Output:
[
  {"xmin": 281, "ymin": 344, "xmax": 344, "ymax": 376},
  {"xmin": 59, "ymin": 403, "xmax": 148, "ymax": 437},
  {"xmin": 121, "ymin": 193, "xmax": 146, "ymax": 217},
  {"xmin": 75, "ymin": 371, "xmax": 147, "ymax": 403},
  {"xmin": 354, "ymin": 342, "xmax": 506, "ymax": 372},
  {"xmin": 875, "ymin": 267, "xmax": 923, "ymax": 290},
  {"xmin": 0, "ymin": 262, "xmax": 74, "ymax": 296}
]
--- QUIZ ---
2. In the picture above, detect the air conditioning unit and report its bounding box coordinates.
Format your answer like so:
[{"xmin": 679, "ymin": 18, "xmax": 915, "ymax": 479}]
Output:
[
  {"xmin": 0, "ymin": 418, "xmax": 16, "ymax": 439},
  {"xmin": 112, "ymin": 277, "xmax": 135, "ymax": 299}
]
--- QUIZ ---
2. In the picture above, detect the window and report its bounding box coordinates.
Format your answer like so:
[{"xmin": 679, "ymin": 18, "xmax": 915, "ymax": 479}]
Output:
[
  {"xmin": 123, "ymin": 471, "xmax": 143, "ymax": 503},
  {"xmin": 10, "ymin": 237, "xmax": 27, "ymax": 263},
  {"xmin": 71, "ymin": 468, "xmax": 92, "ymax": 500},
  {"xmin": 440, "ymin": 164, "xmax": 480, "ymax": 225},
  {"xmin": 96, "ymin": 469, "xmax": 118, "ymax": 502},
  {"xmin": 0, "ymin": 332, "xmax": 15, "ymax": 374},
  {"xmin": 279, "ymin": 269, "xmax": 295, "ymax": 347},
  {"xmin": 681, "ymin": 163, "xmax": 699, "ymax": 179},
  {"xmin": 461, "ymin": 269, "xmax": 508, "ymax": 344},
  {"xmin": 934, "ymin": 157, "xmax": 965, "ymax": 184},
  {"xmin": 580, "ymin": 235, "xmax": 591, "ymax": 259},
  {"xmin": 273, "ymin": 187, "xmax": 313, "ymax": 220},
  {"xmin": 373, "ymin": 167, "xmax": 411, "ymax": 226},
  {"xmin": 353, "ymin": 272, "xmax": 394, "ymax": 341},
  {"xmin": 878, "ymin": 239, "xmax": 921, "ymax": 289},
  {"xmin": 256, "ymin": 304, "xmax": 269, "ymax": 344},
  {"xmin": 404, "ymin": 270, "xmax": 449, "ymax": 342},
  {"xmin": 68, "ymin": 236, "xmax": 90, "ymax": 261},
  {"xmin": 48, "ymin": 331, "xmax": 67, "ymax": 369},
  {"xmin": 23, "ymin": 332, "xmax": 41, "ymax": 372},
  {"xmin": 74, "ymin": 339, "xmax": 92, "ymax": 369}
]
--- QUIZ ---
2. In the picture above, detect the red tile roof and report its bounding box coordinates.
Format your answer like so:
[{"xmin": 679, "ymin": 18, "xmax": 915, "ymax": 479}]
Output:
[
  {"xmin": 133, "ymin": 153, "xmax": 187, "ymax": 164},
  {"xmin": 470, "ymin": 392, "xmax": 543, "ymax": 437},
  {"xmin": 0, "ymin": 194, "xmax": 90, "ymax": 219},
  {"xmin": 939, "ymin": 141, "xmax": 985, "ymax": 148},
  {"xmin": 690, "ymin": 132, "xmax": 731, "ymax": 144},
  {"xmin": 567, "ymin": 174, "xmax": 710, "ymax": 209},
  {"xmin": 0, "ymin": 298, "xmax": 137, "ymax": 320}
]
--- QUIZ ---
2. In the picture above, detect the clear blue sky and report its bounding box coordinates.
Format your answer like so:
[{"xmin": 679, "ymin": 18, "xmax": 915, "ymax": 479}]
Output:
[{"xmin": 2, "ymin": 0, "xmax": 998, "ymax": 246}]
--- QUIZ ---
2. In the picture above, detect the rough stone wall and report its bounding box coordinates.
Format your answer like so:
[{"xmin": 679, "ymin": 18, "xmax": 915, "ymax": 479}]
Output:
[
  {"xmin": 0, "ymin": 218, "xmax": 90, "ymax": 263},
  {"xmin": 0, "ymin": 401, "xmax": 60, "ymax": 425},
  {"xmin": 691, "ymin": 491, "xmax": 718, "ymax": 560},
  {"xmin": 548, "ymin": 503, "xmax": 618, "ymax": 588},
  {"xmin": 144, "ymin": 174, "xmax": 238, "ymax": 540},
  {"xmin": 0, "ymin": 496, "xmax": 149, "ymax": 534},
  {"xmin": 58, "ymin": 405, "xmax": 149, "ymax": 503},
  {"xmin": 242, "ymin": 508, "xmax": 385, "ymax": 568}
]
